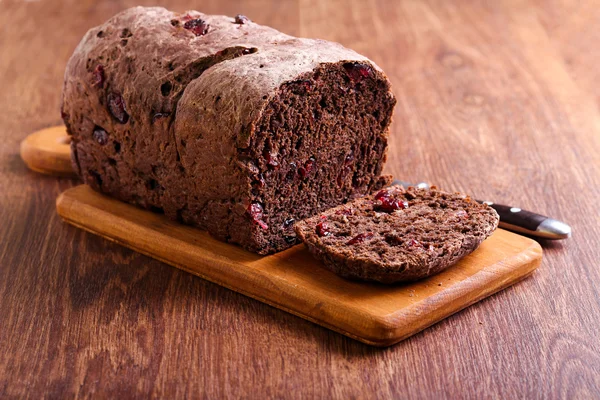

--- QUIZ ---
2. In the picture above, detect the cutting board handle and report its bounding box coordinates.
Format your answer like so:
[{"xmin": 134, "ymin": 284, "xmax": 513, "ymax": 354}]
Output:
[{"xmin": 20, "ymin": 125, "xmax": 77, "ymax": 178}]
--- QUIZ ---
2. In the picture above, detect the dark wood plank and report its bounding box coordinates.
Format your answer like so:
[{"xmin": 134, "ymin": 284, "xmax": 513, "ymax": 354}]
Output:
[{"xmin": 1, "ymin": 0, "xmax": 599, "ymax": 398}]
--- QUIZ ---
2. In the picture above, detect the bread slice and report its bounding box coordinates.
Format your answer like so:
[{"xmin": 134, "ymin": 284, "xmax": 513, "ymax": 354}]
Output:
[{"xmin": 294, "ymin": 185, "xmax": 499, "ymax": 283}]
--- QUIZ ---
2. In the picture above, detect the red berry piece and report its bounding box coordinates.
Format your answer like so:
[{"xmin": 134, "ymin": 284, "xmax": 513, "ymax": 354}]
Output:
[
  {"xmin": 408, "ymin": 239, "xmax": 421, "ymax": 247},
  {"xmin": 335, "ymin": 208, "xmax": 353, "ymax": 216},
  {"xmin": 257, "ymin": 220, "xmax": 268, "ymax": 230},
  {"xmin": 374, "ymin": 189, "xmax": 389, "ymax": 200},
  {"xmin": 301, "ymin": 80, "xmax": 313, "ymax": 92},
  {"xmin": 234, "ymin": 14, "xmax": 249, "ymax": 24},
  {"xmin": 344, "ymin": 152, "xmax": 354, "ymax": 164},
  {"xmin": 298, "ymin": 167, "xmax": 307, "ymax": 179},
  {"xmin": 299, "ymin": 157, "xmax": 316, "ymax": 179},
  {"xmin": 343, "ymin": 62, "xmax": 373, "ymax": 83},
  {"xmin": 247, "ymin": 202, "xmax": 268, "ymax": 230},
  {"xmin": 107, "ymin": 92, "xmax": 129, "ymax": 124},
  {"xmin": 347, "ymin": 232, "xmax": 374, "ymax": 245},
  {"xmin": 374, "ymin": 189, "xmax": 408, "ymax": 212},
  {"xmin": 248, "ymin": 202, "xmax": 263, "ymax": 219},
  {"xmin": 316, "ymin": 221, "xmax": 331, "ymax": 237},
  {"xmin": 377, "ymin": 197, "xmax": 408, "ymax": 212},
  {"xmin": 92, "ymin": 126, "xmax": 108, "ymax": 145},
  {"xmin": 91, "ymin": 65, "xmax": 105, "ymax": 88},
  {"xmin": 183, "ymin": 18, "xmax": 210, "ymax": 36},
  {"xmin": 264, "ymin": 150, "xmax": 279, "ymax": 168}
]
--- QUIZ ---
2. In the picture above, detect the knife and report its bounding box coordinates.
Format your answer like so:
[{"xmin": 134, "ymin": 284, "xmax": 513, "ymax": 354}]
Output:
[{"xmin": 392, "ymin": 180, "xmax": 571, "ymax": 240}]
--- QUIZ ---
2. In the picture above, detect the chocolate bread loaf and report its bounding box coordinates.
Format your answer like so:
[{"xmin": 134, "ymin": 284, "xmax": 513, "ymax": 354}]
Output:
[
  {"xmin": 61, "ymin": 7, "xmax": 396, "ymax": 254},
  {"xmin": 294, "ymin": 185, "xmax": 499, "ymax": 283}
]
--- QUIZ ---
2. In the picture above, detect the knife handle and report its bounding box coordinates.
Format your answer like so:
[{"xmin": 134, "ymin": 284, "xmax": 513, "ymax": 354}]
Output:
[{"xmin": 480, "ymin": 201, "xmax": 571, "ymax": 240}]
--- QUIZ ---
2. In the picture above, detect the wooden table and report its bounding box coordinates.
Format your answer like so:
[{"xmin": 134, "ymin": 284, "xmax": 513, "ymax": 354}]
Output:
[{"xmin": 1, "ymin": 0, "xmax": 599, "ymax": 397}]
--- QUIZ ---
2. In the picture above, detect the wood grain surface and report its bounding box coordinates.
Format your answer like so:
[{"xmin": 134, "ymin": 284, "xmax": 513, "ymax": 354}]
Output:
[
  {"xmin": 1, "ymin": 0, "xmax": 599, "ymax": 398},
  {"xmin": 56, "ymin": 185, "xmax": 542, "ymax": 347}
]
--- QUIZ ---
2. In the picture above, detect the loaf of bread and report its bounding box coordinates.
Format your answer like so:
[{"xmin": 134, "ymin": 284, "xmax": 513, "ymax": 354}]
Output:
[
  {"xmin": 294, "ymin": 185, "xmax": 499, "ymax": 283},
  {"xmin": 61, "ymin": 6, "xmax": 396, "ymax": 254}
]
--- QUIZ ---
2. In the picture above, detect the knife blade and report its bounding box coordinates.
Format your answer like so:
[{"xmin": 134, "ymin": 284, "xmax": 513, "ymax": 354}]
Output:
[{"xmin": 391, "ymin": 180, "xmax": 571, "ymax": 240}]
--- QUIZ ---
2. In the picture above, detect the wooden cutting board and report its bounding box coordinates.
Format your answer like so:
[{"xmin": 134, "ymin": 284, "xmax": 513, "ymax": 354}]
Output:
[
  {"xmin": 20, "ymin": 126, "xmax": 76, "ymax": 177},
  {"xmin": 56, "ymin": 185, "xmax": 542, "ymax": 346}
]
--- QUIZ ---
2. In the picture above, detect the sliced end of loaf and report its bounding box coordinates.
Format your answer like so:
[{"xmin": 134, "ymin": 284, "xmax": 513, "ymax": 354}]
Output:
[{"xmin": 294, "ymin": 185, "xmax": 500, "ymax": 282}]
